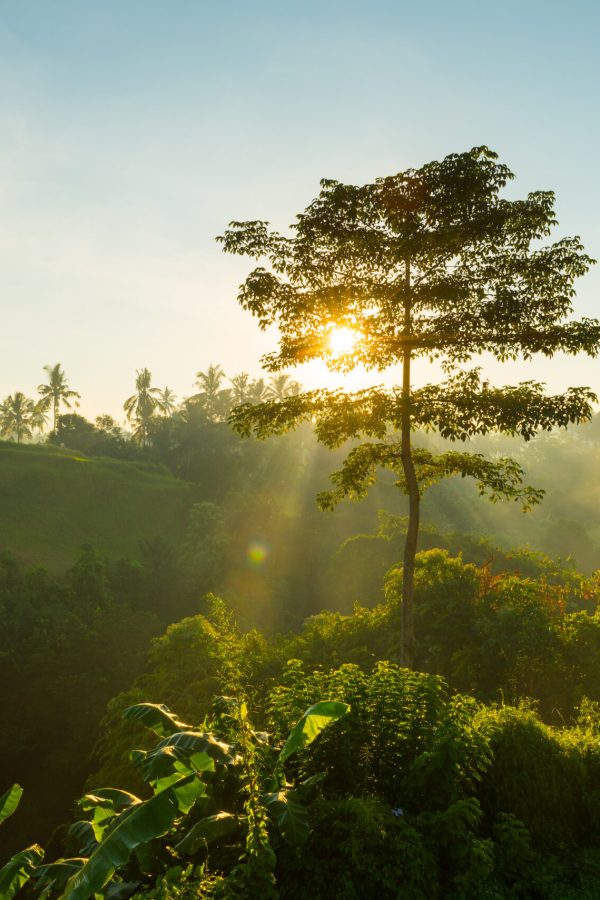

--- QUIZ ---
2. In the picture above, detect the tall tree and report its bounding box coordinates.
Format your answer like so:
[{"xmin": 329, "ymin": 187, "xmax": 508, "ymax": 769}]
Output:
[
  {"xmin": 37, "ymin": 363, "xmax": 80, "ymax": 433},
  {"xmin": 124, "ymin": 368, "xmax": 160, "ymax": 446},
  {"xmin": 219, "ymin": 146, "xmax": 599, "ymax": 667},
  {"xmin": 247, "ymin": 378, "xmax": 268, "ymax": 405},
  {"xmin": 230, "ymin": 372, "xmax": 252, "ymax": 405},
  {"xmin": 266, "ymin": 374, "xmax": 302, "ymax": 401},
  {"xmin": 157, "ymin": 387, "xmax": 178, "ymax": 417},
  {"xmin": 31, "ymin": 401, "xmax": 50, "ymax": 437},
  {"xmin": 192, "ymin": 364, "xmax": 230, "ymax": 421},
  {"xmin": 0, "ymin": 393, "xmax": 37, "ymax": 443}
]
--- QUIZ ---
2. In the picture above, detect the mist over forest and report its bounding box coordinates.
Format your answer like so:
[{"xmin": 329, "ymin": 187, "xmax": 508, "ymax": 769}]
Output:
[
  {"xmin": 3, "ymin": 4, "xmax": 600, "ymax": 896},
  {"xmin": 3, "ymin": 357, "xmax": 600, "ymax": 894}
]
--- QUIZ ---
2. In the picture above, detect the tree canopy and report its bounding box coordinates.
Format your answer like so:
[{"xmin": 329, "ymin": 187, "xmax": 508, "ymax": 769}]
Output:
[
  {"xmin": 37, "ymin": 363, "xmax": 80, "ymax": 434},
  {"xmin": 219, "ymin": 146, "xmax": 600, "ymax": 665}
]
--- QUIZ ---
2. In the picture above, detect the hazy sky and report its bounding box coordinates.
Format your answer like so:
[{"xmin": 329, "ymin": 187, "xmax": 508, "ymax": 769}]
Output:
[{"xmin": 1, "ymin": 0, "xmax": 599, "ymax": 418}]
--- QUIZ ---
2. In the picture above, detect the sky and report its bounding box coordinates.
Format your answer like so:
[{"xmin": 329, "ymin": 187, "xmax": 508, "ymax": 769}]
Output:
[{"xmin": 0, "ymin": 0, "xmax": 599, "ymax": 419}]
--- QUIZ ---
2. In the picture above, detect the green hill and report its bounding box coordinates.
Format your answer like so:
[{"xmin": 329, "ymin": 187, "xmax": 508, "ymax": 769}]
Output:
[{"xmin": 0, "ymin": 442, "xmax": 197, "ymax": 571}]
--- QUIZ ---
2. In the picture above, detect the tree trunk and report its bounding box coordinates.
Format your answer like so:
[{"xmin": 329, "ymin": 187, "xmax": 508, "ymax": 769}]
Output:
[{"xmin": 399, "ymin": 259, "xmax": 420, "ymax": 669}]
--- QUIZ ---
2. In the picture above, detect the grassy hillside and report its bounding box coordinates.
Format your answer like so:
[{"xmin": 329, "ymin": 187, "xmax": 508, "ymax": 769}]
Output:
[{"xmin": 0, "ymin": 442, "xmax": 197, "ymax": 570}]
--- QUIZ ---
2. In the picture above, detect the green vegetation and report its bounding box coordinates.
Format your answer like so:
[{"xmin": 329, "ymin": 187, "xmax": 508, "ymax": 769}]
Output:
[
  {"xmin": 220, "ymin": 146, "xmax": 599, "ymax": 665},
  {"xmin": 0, "ymin": 443, "xmax": 194, "ymax": 571},
  {"xmin": 6, "ymin": 585, "xmax": 600, "ymax": 898},
  {"xmin": 2, "ymin": 148, "xmax": 600, "ymax": 897},
  {"xmin": 37, "ymin": 364, "xmax": 81, "ymax": 435}
]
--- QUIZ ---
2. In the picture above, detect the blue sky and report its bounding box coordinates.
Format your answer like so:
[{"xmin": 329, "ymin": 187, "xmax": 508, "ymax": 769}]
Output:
[{"xmin": 1, "ymin": 0, "xmax": 599, "ymax": 417}]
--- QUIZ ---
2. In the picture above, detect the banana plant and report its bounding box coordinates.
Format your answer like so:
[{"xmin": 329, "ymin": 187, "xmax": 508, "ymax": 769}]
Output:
[
  {"xmin": 262, "ymin": 700, "xmax": 350, "ymax": 846},
  {"xmin": 0, "ymin": 697, "xmax": 350, "ymax": 899},
  {"xmin": 0, "ymin": 783, "xmax": 45, "ymax": 899},
  {"xmin": 0, "ymin": 784, "xmax": 23, "ymax": 826}
]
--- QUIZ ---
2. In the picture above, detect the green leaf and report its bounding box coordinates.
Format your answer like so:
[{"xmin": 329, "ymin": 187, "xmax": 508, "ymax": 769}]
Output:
[
  {"xmin": 133, "ymin": 838, "xmax": 172, "ymax": 876},
  {"xmin": 131, "ymin": 731, "xmax": 232, "ymax": 787},
  {"xmin": 175, "ymin": 812, "xmax": 240, "ymax": 855},
  {"xmin": 122, "ymin": 703, "xmax": 192, "ymax": 737},
  {"xmin": 264, "ymin": 790, "xmax": 309, "ymax": 845},
  {"xmin": 0, "ymin": 784, "xmax": 23, "ymax": 826},
  {"xmin": 33, "ymin": 859, "xmax": 85, "ymax": 897},
  {"xmin": 62, "ymin": 775, "xmax": 204, "ymax": 900},
  {"xmin": 79, "ymin": 789, "xmax": 141, "ymax": 842},
  {"xmin": 80, "ymin": 788, "xmax": 141, "ymax": 814},
  {"xmin": 104, "ymin": 882, "xmax": 141, "ymax": 900},
  {"xmin": 67, "ymin": 821, "xmax": 98, "ymax": 856},
  {"xmin": 0, "ymin": 845, "xmax": 44, "ymax": 899},
  {"xmin": 278, "ymin": 700, "xmax": 350, "ymax": 767}
]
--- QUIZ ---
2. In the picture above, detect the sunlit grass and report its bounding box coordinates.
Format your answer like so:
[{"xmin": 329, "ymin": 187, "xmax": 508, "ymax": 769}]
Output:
[{"xmin": 0, "ymin": 443, "xmax": 193, "ymax": 570}]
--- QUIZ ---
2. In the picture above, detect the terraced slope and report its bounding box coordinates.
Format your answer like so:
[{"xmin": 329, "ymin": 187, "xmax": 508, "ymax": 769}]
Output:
[{"xmin": 0, "ymin": 442, "xmax": 196, "ymax": 570}]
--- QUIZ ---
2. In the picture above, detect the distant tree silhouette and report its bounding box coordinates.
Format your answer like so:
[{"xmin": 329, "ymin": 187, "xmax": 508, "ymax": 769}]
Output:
[
  {"xmin": 192, "ymin": 364, "xmax": 230, "ymax": 421},
  {"xmin": 37, "ymin": 363, "xmax": 80, "ymax": 433},
  {"xmin": 266, "ymin": 374, "xmax": 302, "ymax": 400},
  {"xmin": 247, "ymin": 378, "xmax": 268, "ymax": 404},
  {"xmin": 0, "ymin": 393, "xmax": 37, "ymax": 443},
  {"xmin": 124, "ymin": 368, "xmax": 161, "ymax": 446},
  {"xmin": 230, "ymin": 372, "xmax": 252, "ymax": 405},
  {"xmin": 31, "ymin": 400, "xmax": 50, "ymax": 436},
  {"xmin": 157, "ymin": 387, "xmax": 178, "ymax": 417}
]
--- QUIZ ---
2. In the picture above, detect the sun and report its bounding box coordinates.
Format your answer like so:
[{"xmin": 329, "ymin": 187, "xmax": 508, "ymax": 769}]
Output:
[{"xmin": 327, "ymin": 324, "xmax": 360, "ymax": 358}]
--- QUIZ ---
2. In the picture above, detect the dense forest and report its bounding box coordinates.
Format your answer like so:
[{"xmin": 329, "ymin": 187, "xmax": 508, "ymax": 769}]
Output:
[
  {"xmin": 3, "ymin": 145, "xmax": 600, "ymax": 899},
  {"xmin": 2, "ymin": 392, "xmax": 600, "ymax": 895}
]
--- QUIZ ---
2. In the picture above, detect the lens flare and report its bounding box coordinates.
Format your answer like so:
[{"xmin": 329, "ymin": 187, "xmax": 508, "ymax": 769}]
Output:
[
  {"xmin": 247, "ymin": 540, "xmax": 269, "ymax": 568},
  {"xmin": 327, "ymin": 325, "xmax": 359, "ymax": 357}
]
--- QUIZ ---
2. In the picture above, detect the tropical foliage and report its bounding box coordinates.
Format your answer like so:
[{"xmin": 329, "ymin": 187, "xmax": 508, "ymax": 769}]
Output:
[
  {"xmin": 1, "ymin": 148, "xmax": 600, "ymax": 899},
  {"xmin": 0, "ymin": 684, "xmax": 349, "ymax": 899},
  {"xmin": 6, "ymin": 630, "xmax": 600, "ymax": 898},
  {"xmin": 0, "ymin": 393, "xmax": 42, "ymax": 443},
  {"xmin": 219, "ymin": 146, "xmax": 599, "ymax": 664},
  {"xmin": 37, "ymin": 363, "xmax": 81, "ymax": 433},
  {"xmin": 124, "ymin": 369, "xmax": 163, "ymax": 446}
]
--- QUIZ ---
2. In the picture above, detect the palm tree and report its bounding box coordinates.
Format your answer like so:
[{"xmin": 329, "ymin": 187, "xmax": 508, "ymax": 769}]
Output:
[
  {"xmin": 123, "ymin": 368, "xmax": 161, "ymax": 446},
  {"xmin": 31, "ymin": 400, "xmax": 50, "ymax": 438},
  {"xmin": 266, "ymin": 374, "xmax": 302, "ymax": 401},
  {"xmin": 37, "ymin": 363, "xmax": 81, "ymax": 433},
  {"xmin": 247, "ymin": 378, "xmax": 268, "ymax": 404},
  {"xmin": 192, "ymin": 364, "xmax": 230, "ymax": 421},
  {"xmin": 157, "ymin": 387, "xmax": 178, "ymax": 417},
  {"xmin": 0, "ymin": 393, "xmax": 37, "ymax": 443},
  {"xmin": 230, "ymin": 372, "xmax": 251, "ymax": 405}
]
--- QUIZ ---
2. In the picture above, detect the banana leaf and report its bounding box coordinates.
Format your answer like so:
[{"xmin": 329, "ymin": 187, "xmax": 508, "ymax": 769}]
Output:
[
  {"xmin": 0, "ymin": 844, "xmax": 44, "ymax": 899},
  {"xmin": 33, "ymin": 858, "xmax": 85, "ymax": 896},
  {"xmin": 122, "ymin": 703, "xmax": 192, "ymax": 737},
  {"xmin": 79, "ymin": 788, "xmax": 140, "ymax": 813},
  {"xmin": 104, "ymin": 882, "xmax": 140, "ymax": 900},
  {"xmin": 63, "ymin": 774, "xmax": 203, "ymax": 900},
  {"xmin": 131, "ymin": 732, "xmax": 233, "ymax": 789},
  {"xmin": 79, "ymin": 789, "xmax": 142, "ymax": 842},
  {"xmin": 278, "ymin": 701, "xmax": 350, "ymax": 768},
  {"xmin": 175, "ymin": 812, "xmax": 240, "ymax": 855},
  {"xmin": 67, "ymin": 821, "xmax": 98, "ymax": 856},
  {"xmin": 0, "ymin": 784, "xmax": 23, "ymax": 826},
  {"xmin": 263, "ymin": 790, "xmax": 309, "ymax": 845}
]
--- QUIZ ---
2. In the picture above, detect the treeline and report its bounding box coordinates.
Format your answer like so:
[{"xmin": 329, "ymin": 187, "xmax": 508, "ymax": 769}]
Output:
[{"xmin": 0, "ymin": 362, "xmax": 301, "ymax": 446}]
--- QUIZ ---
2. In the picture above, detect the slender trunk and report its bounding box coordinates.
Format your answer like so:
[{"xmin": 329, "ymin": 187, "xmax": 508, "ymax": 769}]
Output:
[
  {"xmin": 54, "ymin": 398, "xmax": 58, "ymax": 434},
  {"xmin": 399, "ymin": 259, "xmax": 420, "ymax": 669}
]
